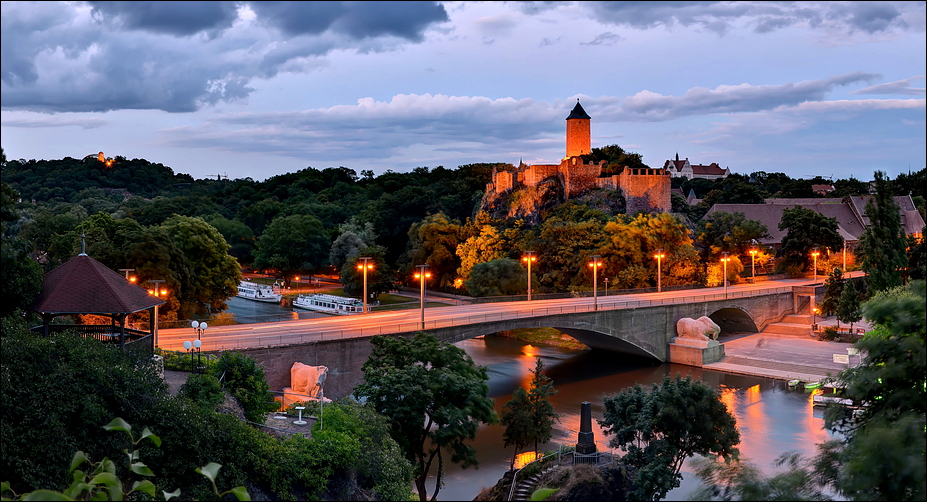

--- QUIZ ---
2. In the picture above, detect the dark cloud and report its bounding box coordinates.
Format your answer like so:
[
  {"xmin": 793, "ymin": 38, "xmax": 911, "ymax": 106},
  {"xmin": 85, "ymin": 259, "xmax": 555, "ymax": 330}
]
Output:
[
  {"xmin": 581, "ymin": 32, "xmax": 623, "ymax": 46},
  {"xmin": 580, "ymin": 1, "xmax": 918, "ymax": 35},
  {"xmin": 0, "ymin": 1, "xmax": 448, "ymax": 113},
  {"xmin": 89, "ymin": 1, "xmax": 240, "ymax": 36},
  {"xmin": 850, "ymin": 76, "xmax": 926, "ymax": 96},
  {"xmin": 250, "ymin": 1, "xmax": 448, "ymax": 40},
  {"xmin": 595, "ymin": 73, "xmax": 882, "ymax": 121}
]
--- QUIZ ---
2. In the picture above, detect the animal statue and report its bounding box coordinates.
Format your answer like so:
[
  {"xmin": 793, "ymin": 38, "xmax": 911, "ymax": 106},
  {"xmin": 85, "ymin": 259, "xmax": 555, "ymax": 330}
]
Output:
[
  {"xmin": 676, "ymin": 316, "xmax": 721, "ymax": 341},
  {"xmin": 290, "ymin": 362, "xmax": 328, "ymax": 400}
]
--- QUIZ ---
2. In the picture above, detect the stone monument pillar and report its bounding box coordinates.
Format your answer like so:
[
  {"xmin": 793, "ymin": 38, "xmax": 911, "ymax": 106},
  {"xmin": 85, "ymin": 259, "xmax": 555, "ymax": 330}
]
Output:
[{"xmin": 576, "ymin": 401, "xmax": 597, "ymax": 455}]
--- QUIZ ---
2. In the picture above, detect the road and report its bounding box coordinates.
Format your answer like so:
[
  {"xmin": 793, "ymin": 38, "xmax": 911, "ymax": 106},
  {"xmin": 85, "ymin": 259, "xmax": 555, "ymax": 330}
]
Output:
[{"xmin": 158, "ymin": 274, "xmax": 857, "ymax": 352}]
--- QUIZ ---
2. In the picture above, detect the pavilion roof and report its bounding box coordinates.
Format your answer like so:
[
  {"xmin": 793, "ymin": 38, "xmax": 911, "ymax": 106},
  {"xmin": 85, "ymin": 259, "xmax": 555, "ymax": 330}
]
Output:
[{"xmin": 31, "ymin": 254, "xmax": 165, "ymax": 315}]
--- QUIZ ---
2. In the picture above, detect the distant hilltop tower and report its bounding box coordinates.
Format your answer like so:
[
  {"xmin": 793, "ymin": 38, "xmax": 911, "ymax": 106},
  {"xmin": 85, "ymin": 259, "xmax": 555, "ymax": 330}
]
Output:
[
  {"xmin": 97, "ymin": 151, "xmax": 105, "ymax": 162},
  {"xmin": 565, "ymin": 100, "xmax": 591, "ymax": 158}
]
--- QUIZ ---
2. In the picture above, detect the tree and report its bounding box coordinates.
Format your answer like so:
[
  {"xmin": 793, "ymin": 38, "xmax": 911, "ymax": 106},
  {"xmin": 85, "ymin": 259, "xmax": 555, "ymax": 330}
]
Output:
[
  {"xmin": 908, "ymin": 227, "xmax": 927, "ymax": 281},
  {"xmin": 776, "ymin": 206, "xmax": 843, "ymax": 276},
  {"xmin": 464, "ymin": 258, "xmax": 527, "ymax": 297},
  {"xmin": 835, "ymin": 279, "xmax": 862, "ymax": 332},
  {"xmin": 525, "ymin": 357, "xmax": 559, "ymax": 454},
  {"xmin": 500, "ymin": 387, "xmax": 532, "ymax": 471},
  {"xmin": 341, "ymin": 245, "xmax": 396, "ymax": 302},
  {"xmin": 820, "ymin": 268, "xmax": 845, "ymax": 317},
  {"xmin": 161, "ymin": 215, "xmax": 241, "ymax": 316},
  {"xmin": 354, "ymin": 333, "xmax": 497, "ymax": 501},
  {"xmin": 252, "ymin": 213, "xmax": 329, "ymax": 280},
  {"xmin": 696, "ymin": 211, "xmax": 769, "ymax": 262},
  {"xmin": 401, "ymin": 212, "xmax": 464, "ymax": 291},
  {"xmin": 599, "ymin": 375, "xmax": 740, "ymax": 501},
  {"xmin": 857, "ymin": 171, "xmax": 907, "ymax": 293}
]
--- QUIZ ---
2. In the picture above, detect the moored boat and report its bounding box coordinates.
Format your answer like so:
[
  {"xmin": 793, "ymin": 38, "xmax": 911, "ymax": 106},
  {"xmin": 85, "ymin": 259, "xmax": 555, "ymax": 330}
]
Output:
[
  {"xmin": 803, "ymin": 381, "xmax": 822, "ymax": 391},
  {"xmin": 787, "ymin": 379, "xmax": 801, "ymax": 388},
  {"xmin": 237, "ymin": 280, "xmax": 282, "ymax": 303},
  {"xmin": 293, "ymin": 293, "xmax": 365, "ymax": 315}
]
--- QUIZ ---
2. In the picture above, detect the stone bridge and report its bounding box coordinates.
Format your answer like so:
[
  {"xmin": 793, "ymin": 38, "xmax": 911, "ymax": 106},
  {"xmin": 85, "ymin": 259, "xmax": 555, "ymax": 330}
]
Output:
[{"xmin": 241, "ymin": 288, "xmax": 798, "ymax": 399}]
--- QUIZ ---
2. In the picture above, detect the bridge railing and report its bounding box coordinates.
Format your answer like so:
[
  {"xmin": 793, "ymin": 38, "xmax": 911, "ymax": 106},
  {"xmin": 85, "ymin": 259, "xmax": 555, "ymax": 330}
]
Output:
[{"xmin": 158, "ymin": 285, "xmax": 793, "ymax": 351}]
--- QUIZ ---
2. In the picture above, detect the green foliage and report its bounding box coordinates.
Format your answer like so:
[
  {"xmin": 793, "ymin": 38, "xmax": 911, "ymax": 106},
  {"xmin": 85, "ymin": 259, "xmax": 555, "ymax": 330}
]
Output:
[
  {"xmin": 179, "ymin": 373, "xmax": 225, "ymax": 410},
  {"xmin": 465, "ymin": 257, "xmax": 528, "ymax": 296},
  {"xmin": 908, "ymin": 229, "xmax": 926, "ymax": 281},
  {"xmin": 354, "ymin": 332, "xmax": 497, "ymax": 501},
  {"xmin": 162, "ymin": 215, "xmax": 242, "ymax": 316},
  {"xmin": 599, "ymin": 375, "xmax": 741, "ymax": 501},
  {"xmin": 252, "ymin": 213, "xmax": 329, "ymax": 277},
  {"xmin": 776, "ymin": 206, "xmax": 843, "ymax": 275},
  {"xmin": 696, "ymin": 211, "xmax": 769, "ymax": 262},
  {"xmin": 208, "ymin": 352, "xmax": 275, "ymax": 423},
  {"xmin": 500, "ymin": 358, "xmax": 560, "ymax": 471},
  {"xmin": 401, "ymin": 212, "xmax": 465, "ymax": 291},
  {"xmin": 501, "ymin": 387, "xmax": 533, "ymax": 470},
  {"xmin": 341, "ymin": 245, "xmax": 397, "ymax": 302},
  {"xmin": 857, "ymin": 171, "xmax": 908, "ymax": 293},
  {"xmin": 690, "ymin": 451, "xmax": 832, "ymax": 501},
  {"xmin": 580, "ymin": 144, "xmax": 649, "ymax": 174},
  {"xmin": 0, "ymin": 324, "xmax": 167, "ymax": 493},
  {"xmin": 819, "ymin": 268, "xmax": 845, "ymax": 316},
  {"xmin": 835, "ymin": 279, "xmax": 862, "ymax": 330},
  {"xmin": 0, "ymin": 237, "xmax": 43, "ymax": 317}
]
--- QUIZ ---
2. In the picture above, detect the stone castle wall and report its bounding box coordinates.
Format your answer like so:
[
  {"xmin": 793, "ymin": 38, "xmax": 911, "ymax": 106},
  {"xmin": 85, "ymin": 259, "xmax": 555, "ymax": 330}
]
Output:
[
  {"xmin": 616, "ymin": 168, "xmax": 671, "ymax": 213},
  {"xmin": 562, "ymin": 157, "xmax": 602, "ymax": 199}
]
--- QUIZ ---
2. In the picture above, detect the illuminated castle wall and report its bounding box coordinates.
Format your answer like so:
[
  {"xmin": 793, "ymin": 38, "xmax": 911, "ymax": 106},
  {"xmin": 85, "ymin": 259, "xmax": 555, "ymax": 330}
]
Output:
[{"xmin": 486, "ymin": 101, "xmax": 670, "ymax": 213}]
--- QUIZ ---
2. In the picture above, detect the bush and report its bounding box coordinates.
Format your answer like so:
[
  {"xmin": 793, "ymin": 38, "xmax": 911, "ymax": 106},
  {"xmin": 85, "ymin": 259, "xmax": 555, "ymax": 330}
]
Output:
[
  {"xmin": 209, "ymin": 352, "xmax": 275, "ymax": 423},
  {"xmin": 820, "ymin": 326, "xmax": 840, "ymax": 341},
  {"xmin": 179, "ymin": 373, "xmax": 225, "ymax": 409}
]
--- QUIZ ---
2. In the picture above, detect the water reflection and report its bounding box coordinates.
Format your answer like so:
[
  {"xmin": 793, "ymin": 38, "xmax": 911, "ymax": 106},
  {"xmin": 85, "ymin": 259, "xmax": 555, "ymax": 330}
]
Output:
[{"xmin": 434, "ymin": 336, "xmax": 833, "ymax": 502}]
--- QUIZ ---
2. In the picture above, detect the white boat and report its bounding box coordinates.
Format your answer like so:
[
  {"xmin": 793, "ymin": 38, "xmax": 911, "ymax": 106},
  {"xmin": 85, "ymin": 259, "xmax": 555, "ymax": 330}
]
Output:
[
  {"xmin": 237, "ymin": 280, "xmax": 282, "ymax": 303},
  {"xmin": 813, "ymin": 394, "xmax": 856, "ymax": 408},
  {"xmin": 293, "ymin": 293, "xmax": 365, "ymax": 315}
]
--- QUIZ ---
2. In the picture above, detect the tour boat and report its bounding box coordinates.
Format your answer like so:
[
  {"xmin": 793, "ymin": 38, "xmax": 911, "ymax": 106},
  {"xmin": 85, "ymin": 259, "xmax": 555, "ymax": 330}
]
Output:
[
  {"xmin": 293, "ymin": 293, "xmax": 365, "ymax": 315},
  {"xmin": 236, "ymin": 280, "xmax": 282, "ymax": 303}
]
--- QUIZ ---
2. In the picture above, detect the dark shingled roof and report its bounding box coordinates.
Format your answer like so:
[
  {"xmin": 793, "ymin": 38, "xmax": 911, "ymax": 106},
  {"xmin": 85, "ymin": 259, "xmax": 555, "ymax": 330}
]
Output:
[
  {"xmin": 566, "ymin": 101, "xmax": 591, "ymax": 120},
  {"xmin": 31, "ymin": 254, "xmax": 165, "ymax": 315}
]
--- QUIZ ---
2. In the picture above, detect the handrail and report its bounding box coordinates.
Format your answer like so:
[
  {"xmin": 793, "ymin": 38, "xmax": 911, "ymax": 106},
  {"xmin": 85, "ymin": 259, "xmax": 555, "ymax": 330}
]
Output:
[
  {"xmin": 507, "ymin": 452, "xmax": 547, "ymax": 501},
  {"xmin": 156, "ymin": 285, "xmax": 795, "ymax": 351}
]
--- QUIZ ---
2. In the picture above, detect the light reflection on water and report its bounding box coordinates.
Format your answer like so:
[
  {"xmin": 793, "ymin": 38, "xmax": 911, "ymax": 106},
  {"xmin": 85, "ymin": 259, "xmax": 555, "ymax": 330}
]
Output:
[{"xmin": 434, "ymin": 336, "xmax": 833, "ymax": 501}]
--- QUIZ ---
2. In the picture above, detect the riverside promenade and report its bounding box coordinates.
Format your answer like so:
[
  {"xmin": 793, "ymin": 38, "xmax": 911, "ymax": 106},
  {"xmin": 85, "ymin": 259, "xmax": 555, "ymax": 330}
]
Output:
[{"xmin": 708, "ymin": 315, "xmax": 873, "ymax": 382}]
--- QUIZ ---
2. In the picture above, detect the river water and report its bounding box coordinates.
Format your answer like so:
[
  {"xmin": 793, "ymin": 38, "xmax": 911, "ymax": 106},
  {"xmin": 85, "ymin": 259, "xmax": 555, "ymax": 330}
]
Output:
[{"xmin": 225, "ymin": 299, "xmax": 833, "ymax": 501}]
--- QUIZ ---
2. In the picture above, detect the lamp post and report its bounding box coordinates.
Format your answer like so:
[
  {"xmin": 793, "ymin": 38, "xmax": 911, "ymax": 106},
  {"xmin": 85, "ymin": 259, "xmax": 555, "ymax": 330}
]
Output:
[
  {"xmin": 812, "ymin": 307, "xmax": 820, "ymax": 332},
  {"xmin": 811, "ymin": 249, "xmax": 820, "ymax": 284},
  {"xmin": 191, "ymin": 320, "xmax": 207, "ymax": 340},
  {"xmin": 749, "ymin": 248, "xmax": 758, "ymax": 284},
  {"xmin": 588, "ymin": 255, "xmax": 602, "ymax": 311},
  {"xmin": 183, "ymin": 339, "xmax": 202, "ymax": 372},
  {"xmin": 842, "ymin": 241, "xmax": 847, "ymax": 272},
  {"xmin": 357, "ymin": 257, "xmax": 373, "ymax": 313},
  {"xmin": 294, "ymin": 276, "xmax": 300, "ymax": 294},
  {"xmin": 653, "ymin": 249, "xmax": 665, "ymax": 293},
  {"xmin": 414, "ymin": 265, "xmax": 431, "ymax": 329},
  {"xmin": 720, "ymin": 252, "xmax": 731, "ymax": 299},
  {"xmin": 603, "ymin": 277, "xmax": 609, "ymax": 296},
  {"xmin": 119, "ymin": 268, "xmax": 136, "ymax": 283},
  {"xmin": 147, "ymin": 280, "xmax": 167, "ymax": 348},
  {"xmin": 522, "ymin": 251, "xmax": 536, "ymax": 301}
]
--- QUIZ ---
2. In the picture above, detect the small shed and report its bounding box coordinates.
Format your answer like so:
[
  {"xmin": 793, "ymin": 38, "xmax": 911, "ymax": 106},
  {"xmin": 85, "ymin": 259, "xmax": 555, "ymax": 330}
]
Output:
[{"xmin": 30, "ymin": 253, "xmax": 165, "ymax": 353}]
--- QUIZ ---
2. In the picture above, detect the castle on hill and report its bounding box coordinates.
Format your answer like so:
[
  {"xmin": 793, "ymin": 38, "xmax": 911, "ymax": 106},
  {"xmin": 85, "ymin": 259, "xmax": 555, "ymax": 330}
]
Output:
[{"xmin": 485, "ymin": 101, "xmax": 671, "ymax": 214}]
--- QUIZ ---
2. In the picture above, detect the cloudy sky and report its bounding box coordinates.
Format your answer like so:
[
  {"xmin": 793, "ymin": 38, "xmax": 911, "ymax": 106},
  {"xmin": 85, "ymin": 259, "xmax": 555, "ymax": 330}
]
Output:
[{"xmin": 2, "ymin": 1, "xmax": 925, "ymax": 182}]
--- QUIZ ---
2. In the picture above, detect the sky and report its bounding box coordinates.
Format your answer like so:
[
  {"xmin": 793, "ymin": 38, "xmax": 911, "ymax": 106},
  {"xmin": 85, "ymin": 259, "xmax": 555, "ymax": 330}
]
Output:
[{"xmin": 1, "ymin": 1, "xmax": 925, "ymax": 182}]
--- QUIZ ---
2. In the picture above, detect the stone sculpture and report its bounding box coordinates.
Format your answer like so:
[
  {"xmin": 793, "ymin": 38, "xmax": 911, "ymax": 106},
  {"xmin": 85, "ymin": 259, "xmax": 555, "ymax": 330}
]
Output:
[
  {"xmin": 676, "ymin": 316, "xmax": 721, "ymax": 341},
  {"xmin": 282, "ymin": 362, "xmax": 330, "ymax": 407}
]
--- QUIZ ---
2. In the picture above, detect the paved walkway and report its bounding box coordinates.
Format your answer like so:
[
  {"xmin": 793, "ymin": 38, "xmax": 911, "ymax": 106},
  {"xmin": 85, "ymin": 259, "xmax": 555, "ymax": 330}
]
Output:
[{"xmin": 707, "ymin": 314, "xmax": 872, "ymax": 382}]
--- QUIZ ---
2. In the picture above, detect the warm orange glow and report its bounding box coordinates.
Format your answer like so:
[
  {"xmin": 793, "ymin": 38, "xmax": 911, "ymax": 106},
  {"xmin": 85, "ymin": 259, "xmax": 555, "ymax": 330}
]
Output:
[
  {"xmin": 749, "ymin": 249, "xmax": 758, "ymax": 256},
  {"xmin": 522, "ymin": 256, "xmax": 536, "ymax": 262},
  {"xmin": 454, "ymin": 278, "xmax": 464, "ymax": 288},
  {"xmin": 720, "ymin": 256, "xmax": 731, "ymax": 263},
  {"xmin": 356, "ymin": 263, "xmax": 373, "ymax": 270},
  {"xmin": 653, "ymin": 252, "xmax": 665, "ymax": 260},
  {"xmin": 813, "ymin": 308, "xmax": 820, "ymax": 314},
  {"xmin": 523, "ymin": 344, "xmax": 537, "ymax": 358},
  {"xmin": 811, "ymin": 250, "xmax": 820, "ymax": 258},
  {"xmin": 129, "ymin": 277, "xmax": 137, "ymax": 283},
  {"xmin": 414, "ymin": 272, "xmax": 432, "ymax": 279},
  {"xmin": 513, "ymin": 451, "xmax": 543, "ymax": 469},
  {"xmin": 160, "ymin": 288, "xmax": 168, "ymax": 296}
]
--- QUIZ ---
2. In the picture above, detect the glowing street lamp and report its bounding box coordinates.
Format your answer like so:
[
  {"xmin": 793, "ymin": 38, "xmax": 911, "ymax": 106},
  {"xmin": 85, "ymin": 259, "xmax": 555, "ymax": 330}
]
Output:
[
  {"xmin": 356, "ymin": 257, "xmax": 373, "ymax": 313},
  {"xmin": 147, "ymin": 279, "xmax": 167, "ymax": 348},
  {"xmin": 720, "ymin": 252, "xmax": 731, "ymax": 299},
  {"xmin": 749, "ymin": 248, "xmax": 758, "ymax": 284},
  {"xmin": 811, "ymin": 249, "xmax": 821, "ymax": 284},
  {"xmin": 812, "ymin": 307, "xmax": 820, "ymax": 331},
  {"xmin": 294, "ymin": 275, "xmax": 300, "ymax": 294},
  {"xmin": 414, "ymin": 265, "xmax": 431, "ymax": 329},
  {"xmin": 522, "ymin": 251, "xmax": 536, "ymax": 301},
  {"xmin": 588, "ymin": 255, "xmax": 603, "ymax": 311},
  {"xmin": 653, "ymin": 249, "xmax": 665, "ymax": 293},
  {"xmin": 119, "ymin": 268, "xmax": 136, "ymax": 282}
]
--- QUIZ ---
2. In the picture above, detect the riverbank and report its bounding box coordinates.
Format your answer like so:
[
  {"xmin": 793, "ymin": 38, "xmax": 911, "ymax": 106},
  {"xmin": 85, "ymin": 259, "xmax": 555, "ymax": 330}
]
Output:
[
  {"xmin": 710, "ymin": 331, "xmax": 861, "ymax": 382},
  {"xmin": 494, "ymin": 328, "xmax": 591, "ymax": 351}
]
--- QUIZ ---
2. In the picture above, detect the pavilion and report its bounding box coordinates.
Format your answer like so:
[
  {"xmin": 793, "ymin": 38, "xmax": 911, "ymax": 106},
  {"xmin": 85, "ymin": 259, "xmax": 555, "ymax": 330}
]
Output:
[{"xmin": 30, "ymin": 251, "xmax": 165, "ymax": 353}]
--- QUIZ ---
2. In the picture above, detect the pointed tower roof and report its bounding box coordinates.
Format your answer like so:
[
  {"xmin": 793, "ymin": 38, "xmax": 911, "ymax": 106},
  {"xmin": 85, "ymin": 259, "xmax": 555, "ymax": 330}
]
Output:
[
  {"xmin": 566, "ymin": 100, "xmax": 591, "ymax": 120},
  {"xmin": 31, "ymin": 255, "xmax": 165, "ymax": 315}
]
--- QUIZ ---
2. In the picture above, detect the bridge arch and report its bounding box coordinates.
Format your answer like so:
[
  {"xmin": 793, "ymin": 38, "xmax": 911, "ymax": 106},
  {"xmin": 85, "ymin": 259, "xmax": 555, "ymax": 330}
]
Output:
[{"xmin": 707, "ymin": 307, "xmax": 759, "ymax": 334}]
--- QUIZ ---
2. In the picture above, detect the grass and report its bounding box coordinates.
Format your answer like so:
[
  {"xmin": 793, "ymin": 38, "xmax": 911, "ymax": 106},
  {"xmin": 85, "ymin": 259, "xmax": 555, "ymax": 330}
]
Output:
[{"xmin": 495, "ymin": 328, "xmax": 590, "ymax": 351}]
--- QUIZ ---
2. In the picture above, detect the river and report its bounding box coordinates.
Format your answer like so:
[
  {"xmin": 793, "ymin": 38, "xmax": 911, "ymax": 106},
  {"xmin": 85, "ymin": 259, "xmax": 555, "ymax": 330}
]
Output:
[
  {"xmin": 436, "ymin": 336, "xmax": 834, "ymax": 501},
  {"xmin": 225, "ymin": 298, "xmax": 834, "ymax": 501}
]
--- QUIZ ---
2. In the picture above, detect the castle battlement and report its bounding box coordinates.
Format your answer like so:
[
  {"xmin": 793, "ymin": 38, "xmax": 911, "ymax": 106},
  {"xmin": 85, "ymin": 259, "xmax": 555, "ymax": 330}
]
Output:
[{"xmin": 484, "ymin": 100, "xmax": 670, "ymax": 213}]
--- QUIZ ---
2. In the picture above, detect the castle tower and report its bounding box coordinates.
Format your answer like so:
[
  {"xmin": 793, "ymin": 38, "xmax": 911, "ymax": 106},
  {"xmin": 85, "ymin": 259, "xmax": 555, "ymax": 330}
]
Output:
[{"xmin": 565, "ymin": 100, "xmax": 591, "ymax": 158}]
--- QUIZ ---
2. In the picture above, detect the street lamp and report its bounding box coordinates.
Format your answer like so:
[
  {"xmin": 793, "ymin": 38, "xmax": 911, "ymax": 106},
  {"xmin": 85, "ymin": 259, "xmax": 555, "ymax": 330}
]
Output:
[
  {"xmin": 749, "ymin": 247, "xmax": 758, "ymax": 284},
  {"xmin": 119, "ymin": 268, "xmax": 136, "ymax": 283},
  {"xmin": 812, "ymin": 307, "xmax": 820, "ymax": 332},
  {"xmin": 294, "ymin": 276, "xmax": 300, "ymax": 294},
  {"xmin": 414, "ymin": 265, "xmax": 431, "ymax": 329},
  {"xmin": 603, "ymin": 277, "xmax": 609, "ymax": 296},
  {"xmin": 183, "ymin": 339, "xmax": 202, "ymax": 372},
  {"xmin": 842, "ymin": 241, "xmax": 847, "ymax": 272},
  {"xmin": 720, "ymin": 252, "xmax": 731, "ymax": 299},
  {"xmin": 653, "ymin": 249, "xmax": 665, "ymax": 293},
  {"xmin": 522, "ymin": 251, "xmax": 536, "ymax": 301},
  {"xmin": 147, "ymin": 279, "xmax": 167, "ymax": 348},
  {"xmin": 588, "ymin": 255, "xmax": 602, "ymax": 311},
  {"xmin": 357, "ymin": 257, "xmax": 373, "ymax": 313},
  {"xmin": 811, "ymin": 249, "xmax": 820, "ymax": 284},
  {"xmin": 191, "ymin": 320, "xmax": 207, "ymax": 340}
]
